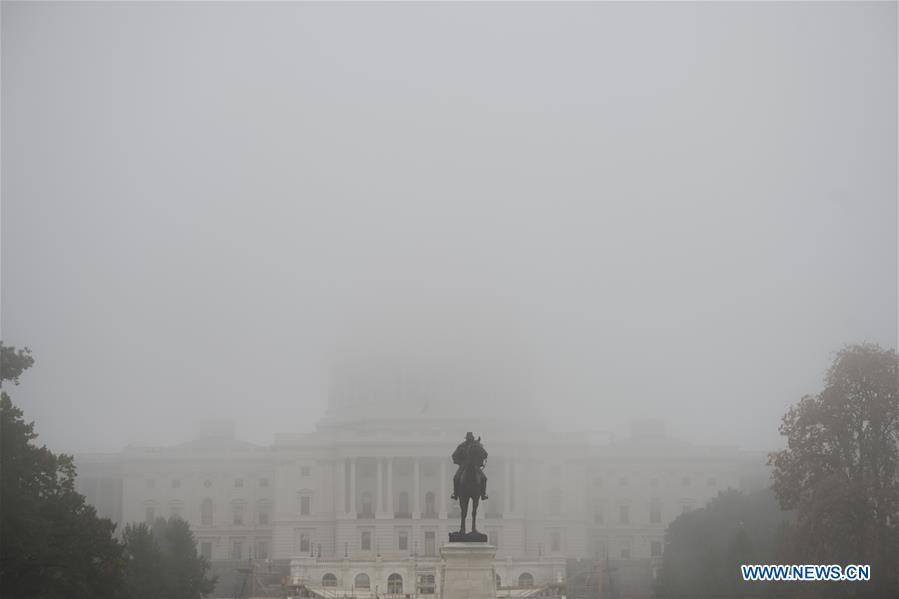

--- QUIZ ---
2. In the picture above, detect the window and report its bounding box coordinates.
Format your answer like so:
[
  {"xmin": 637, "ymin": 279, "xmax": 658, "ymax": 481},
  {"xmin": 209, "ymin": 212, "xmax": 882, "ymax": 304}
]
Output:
[
  {"xmin": 256, "ymin": 539, "xmax": 269, "ymax": 559},
  {"xmin": 258, "ymin": 506, "xmax": 270, "ymax": 525},
  {"xmin": 172, "ymin": 479, "xmax": 181, "ymax": 489},
  {"xmin": 200, "ymin": 498, "xmax": 213, "ymax": 526},
  {"xmin": 398, "ymin": 530, "xmax": 409, "ymax": 551},
  {"xmin": 300, "ymin": 495, "xmax": 311, "ymax": 516},
  {"xmin": 233, "ymin": 504, "xmax": 245, "ymax": 525},
  {"xmin": 593, "ymin": 500, "xmax": 605, "ymax": 524},
  {"xmin": 593, "ymin": 476, "xmax": 604, "ymax": 488},
  {"xmin": 147, "ymin": 479, "xmax": 156, "ymax": 489},
  {"xmin": 145, "ymin": 506, "xmax": 156, "ymax": 524},
  {"xmin": 418, "ymin": 574, "xmax": 435, "ymax": 595},
  {"xmin": 230, "ymin": 539, "xmax": 243, "ymax": 560},
  {"xmin": 322, "ymin": 574, "xmax": 338, "ymax": 587},
  {"xmin": 169, "ymin": 503, "xmax": 183, "ymax": 519},
  {"xmin": 707, "ymin": 476, "xmax": 716, "ymax": 487},
  {"xmin": 354, "ymin": 574, "xmax": 370, "ymax": 590},
  {"xmin": 681, "ymin": 502, "xmax": 694, "ymax": 514},
  {"xmin": 681, "ymin": 476, "xmax": 691, "ymax": 488},
  {"xmin": 518, "ymin": 573, "xmax": 534, "ymax": 588},
  {"xmin": 361, "ymin": 530, "xmax": 371, "ymax": 551},
  {"xmin": 397, "ymin": 491, "xmax": 410, "ymax": 515},
  {"xmin": 650, "ymin": 498, "xmax": 662, "ymax": 524},
  {"xmin": 360, "ymin": 492, "xmax": 373, "ymax": 516},
  {"xmin": 619, "ymin": 504, "xmax": 630, "ymax": 524},
  {"xmin": 650, "ymin": 477, "xmax": 659, "ymax": 489},
  {"xmin": 301, "ymin": 466, "xmax": 311, "ymax": 477},
  {"xmin": 591, "ymin": 534, "xmax": 608, "ymax": 560},
  {"xmin": 200, "ymin": 541, "xmax": 212, "ymax": 560},
  {"xmin": 546, "ymin": 488, "xmax": 562, "ymax": 516},
  {"xmin": 618, "ymin": 536, "xmax": 632, "ymax": 559},
  {"xmin": 549, "ymin": 530, "xmax": 561, "ymax": 553},
  {"xmin": 235, "ymin": 478, "xmax": 244, "ymax": 488},
  {"xmin": 424, "ymin": 492, "xmax": 436, "ymax": 517},
  {"xmin": 204, "ymin": 479, "xmax": 212, "ymax": 488},
  {"xmin": 495, "ymin": 574, "xmax": 501, "ymax": 589},
  {"xmin": 387, "ymin": 573, "xmax": 403, "ymax": 594},
  {"xmin": 424, "ymin": 531, "xmax": 436, "ymax": 556},
  {"xmin": 618, "ymin": 476, "xmax": 628, "ymax": 487},
  {"xmin": 260, "ymin": 478, "xmax": 269, "ymax": 488},
  {"xmin": 651, "ymin": 540, "xmax": 662, "ymax": 557},
  {"xmin": 488, "ymin": 529, "xmax": 500, "ymax": 548},
  {"xmin": 299, "ymin": 533, "xmax": 311, "ymax": 554},
  {"xmin": 549, "ymin": 464, "xmax": 561, "ymax": 477}
]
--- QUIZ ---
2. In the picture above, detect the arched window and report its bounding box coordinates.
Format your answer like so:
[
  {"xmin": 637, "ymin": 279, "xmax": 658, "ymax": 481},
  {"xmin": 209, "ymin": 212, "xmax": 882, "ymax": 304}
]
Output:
[
  {"xmin": 424, "ymin": 492, "xmax": 436, "ymax": 516},
  {"xmin": 322, "ymin": 574, "xmax": 337, "ymax": 587},
  {"xmin": 397, "ymin": 491, "xmax": 409, "ymax": 515},
  {"xmin": 387, "ymin": 573, "xmax": 403, "ymax": 594},
  {"xmin": 200, "ymin": 498, "xmax": 213, "ymax": 526},
  {"xmin": 518, "ymin": 573, "xmax": 534, "ymax": 588},
  {"xmin": 354, "ymin": 573, "xmax": 370, "ymax": 590},
  {"xmin": 361, "ymin": 492, "xmax": 373, "ymax": 517},
  {"xmin": 495, "ymin": 574, "xmax": 501, "ymax": 589}
]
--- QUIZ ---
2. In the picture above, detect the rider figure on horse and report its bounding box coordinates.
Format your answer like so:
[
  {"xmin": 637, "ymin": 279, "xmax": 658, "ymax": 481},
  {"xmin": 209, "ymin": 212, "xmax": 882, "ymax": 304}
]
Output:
[{"xmin": 451, "ymin": 432, "xmax": 488, "ymax": 501}]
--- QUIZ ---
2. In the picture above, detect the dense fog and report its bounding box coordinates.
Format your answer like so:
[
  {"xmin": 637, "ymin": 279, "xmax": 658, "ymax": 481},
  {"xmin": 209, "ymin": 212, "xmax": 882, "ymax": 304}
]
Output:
[{"xmin": 2, "ymin": 1, "xmax": 895, "ymax": 454}]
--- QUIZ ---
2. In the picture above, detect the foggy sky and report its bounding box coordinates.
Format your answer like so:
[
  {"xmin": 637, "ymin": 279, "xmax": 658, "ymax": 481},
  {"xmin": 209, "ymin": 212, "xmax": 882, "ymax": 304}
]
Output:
[{"xmin": 2, "ymin": 2, "xmax": 896, "ymax": 454}]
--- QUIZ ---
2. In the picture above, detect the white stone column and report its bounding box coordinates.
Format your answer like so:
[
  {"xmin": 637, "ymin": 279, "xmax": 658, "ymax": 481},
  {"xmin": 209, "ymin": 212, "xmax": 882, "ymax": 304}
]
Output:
[
  {"xmin": 439, "ymin": 460, "xmax": 447, "ymax": 518},
  {"xmin": 387, "ymin": 458, "xmax": 394, "ymax": 515},
  {"xmin": 413, "ymin": 458, "xmax": 421, "ymax": 518},
  {"xmin": 337, "ymin": 459, "xmax": 347, "ymax": 515},
  {"xmin": 377, "ymin": 459, "xmax": 384, "ymax": 514},
  {"xmin": 349, "ymin": 458, "xmax": 357, "ymax": 516},
  {"xmin": 504, "ymin": 460, "xmax": 511, "ymax": 514}
]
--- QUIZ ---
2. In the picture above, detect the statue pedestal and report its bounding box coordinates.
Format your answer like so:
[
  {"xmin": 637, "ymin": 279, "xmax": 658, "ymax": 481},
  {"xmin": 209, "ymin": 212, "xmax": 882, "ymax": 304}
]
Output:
[{"xmin": 439, "ymin": 543, "xmax": 496, "ymax": 599}]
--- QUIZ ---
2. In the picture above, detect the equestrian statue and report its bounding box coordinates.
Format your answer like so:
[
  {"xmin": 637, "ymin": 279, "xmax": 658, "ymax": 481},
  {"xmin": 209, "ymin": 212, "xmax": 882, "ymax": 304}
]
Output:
[{"xmin": 448, "ymin": 432, "xmax": 488, "ymax": 541}]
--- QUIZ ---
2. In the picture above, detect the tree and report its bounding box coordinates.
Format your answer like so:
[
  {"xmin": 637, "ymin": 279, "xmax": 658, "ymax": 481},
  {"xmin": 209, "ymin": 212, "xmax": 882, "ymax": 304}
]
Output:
[
  {"xmin": 122, "ymin": 523, "xmax": 165, "ymax": 599},
  {"xmin": 1, "ymin": 344, "xmax": 34, "ymax": 386},
  {"xmin": 768, "ymin": 343, "xmax": 899, "ymax": 597},
  {"xmin": 123, "ymin": 517, "xmax": 217, "ymax": 599},
  {"xmin": 0, "ymin": 343, "xmax": 125, "ymax": 598},
  {"xmin": 654, "ymin": 488, "xmax": 792, "ymax": 598}
]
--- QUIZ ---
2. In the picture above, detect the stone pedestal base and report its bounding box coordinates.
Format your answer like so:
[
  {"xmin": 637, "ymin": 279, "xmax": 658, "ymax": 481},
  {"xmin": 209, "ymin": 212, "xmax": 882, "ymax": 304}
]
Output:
[
  {"xmin": 439, "ymin": 543, "xmax": 497, "ymax": 599},
  {"xmin": 448, "ymin": 531, "xmax": 488, "ymax": 543}
]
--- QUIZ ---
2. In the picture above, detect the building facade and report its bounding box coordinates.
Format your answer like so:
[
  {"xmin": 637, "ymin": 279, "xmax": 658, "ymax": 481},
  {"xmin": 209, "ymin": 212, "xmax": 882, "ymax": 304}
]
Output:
[{"xmin": 76, "ymin": 359, "xmax": 768, "ymax": 597}]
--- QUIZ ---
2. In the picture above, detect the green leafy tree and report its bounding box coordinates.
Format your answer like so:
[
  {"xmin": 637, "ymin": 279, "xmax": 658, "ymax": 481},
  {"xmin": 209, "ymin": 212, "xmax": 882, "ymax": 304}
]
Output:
[
  {"xmin": 768, "ymin": 343, "xmax": 899, "ymax": 597},
  {"xmin": 123, "ymin": 517, "xmax": 216, "ymax": 599},
  {"xmin": 123, "ymin": 523, "xmax": 165, "ymax": 599},
  {"xmin": 1, "ymin": 344, "xmax": 34, "ymax": 385},
  {"xmin": 0, "ymin": 343, "xmax": 125, "ymax": 598},
  {"xmin": 654, "ymin": 488, "xmax": 792, "ymax": 598}
]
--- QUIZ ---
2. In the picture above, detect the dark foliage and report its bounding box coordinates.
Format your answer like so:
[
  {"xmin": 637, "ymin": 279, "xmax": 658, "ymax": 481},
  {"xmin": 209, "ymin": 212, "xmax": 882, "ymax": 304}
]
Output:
[
  {"xmin": 654, "ymin": 488, "xmax": 793, "ymax": 598},
  {"xmin": 123, "ymin": 517, "xmax": 217, "ymax": 599},
  {"xmin": 769, "ymin": 343, "xmax": 899, "ymax": 597},
  {"xmin": 0, "ymin": 344, "xmax": 125, "ymax": 598}
]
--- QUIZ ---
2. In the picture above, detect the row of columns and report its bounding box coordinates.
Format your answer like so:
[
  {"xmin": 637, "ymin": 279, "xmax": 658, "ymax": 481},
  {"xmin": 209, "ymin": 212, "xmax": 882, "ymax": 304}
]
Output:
[{"xmin": 335, "ymin": 457, "xmax": 516, "ymax": 517}]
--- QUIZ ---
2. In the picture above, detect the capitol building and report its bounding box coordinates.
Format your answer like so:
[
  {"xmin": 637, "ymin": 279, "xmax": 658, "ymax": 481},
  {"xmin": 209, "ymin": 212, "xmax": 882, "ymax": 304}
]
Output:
[{"xmin": 76, "ymin": 352, "xmax": 767, "ymax": 597}]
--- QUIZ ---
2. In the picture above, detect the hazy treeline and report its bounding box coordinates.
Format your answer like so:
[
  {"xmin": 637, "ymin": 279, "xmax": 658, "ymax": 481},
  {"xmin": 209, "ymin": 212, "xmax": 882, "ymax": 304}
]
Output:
[
  {"xmin": 656, "ymin": 344, "xmax": 898, "ymax": 598},
  {"xmin": 0, "ymin": 344, "xmax": 216, "ymax": 599}
]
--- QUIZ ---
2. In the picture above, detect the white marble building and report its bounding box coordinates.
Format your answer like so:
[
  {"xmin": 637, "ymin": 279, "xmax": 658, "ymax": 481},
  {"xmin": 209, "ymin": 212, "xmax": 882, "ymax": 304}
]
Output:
[{"xmin": 76, "ymin": 356, "xmax": 767, "ymax": 597}]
